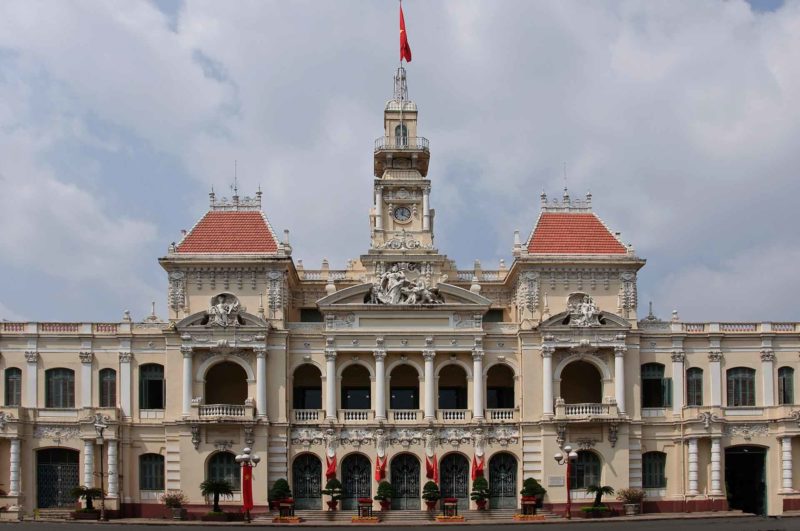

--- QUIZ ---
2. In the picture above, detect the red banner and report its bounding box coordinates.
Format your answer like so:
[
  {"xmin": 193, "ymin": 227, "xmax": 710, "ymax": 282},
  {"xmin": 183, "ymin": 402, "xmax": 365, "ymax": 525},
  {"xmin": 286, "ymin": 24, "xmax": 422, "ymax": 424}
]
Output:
[
  {"xmin": 325, "ymin": 454, "xmax": 337, "ymax": 480},
  {"xmin": 471, "ymin": 454, "xmax": 485, "ymax": 481},
  {"xmin": 400, "ymin": 4, "xmax": 412, "ymax": 62},
  {"xmin": 374, "ymin": 455, "xmax": 387, "ymax": 482},
  {"xmin": 241, "ymin": 464, "xmax": 254, "ymax": 511},
  {"xmin": 425, "ymin": 454, "xmax": 439, "ymax": 483}
]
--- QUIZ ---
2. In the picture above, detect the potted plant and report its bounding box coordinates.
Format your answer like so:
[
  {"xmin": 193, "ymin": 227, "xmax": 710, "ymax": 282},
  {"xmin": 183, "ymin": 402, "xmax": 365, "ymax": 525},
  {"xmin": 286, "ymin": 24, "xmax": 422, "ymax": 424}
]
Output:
[
  {"xmin": 422, "ymin": 481, "xmax": 440, "ymax": 511},
  {"xmin": 70, "ymin": 486, "xmax": 102, "ymax": 520},
  {"xmin": 269, "ymin": 478, "xmax": 293, "ymax": 511},
  {"xmin": 520, "ymin": 477, "xmax": 546, "ymax": 511},
  {"xmin": 470, "ymin": 476, "xmax": 490, "ymax": 510},
  {"xmin": 321, "ymin": 478, "xmax": 343, "ymax": 511},
  {"xmin": 199, "ymin": 479, "xmax": 233, "ymax": 521},
  {"xmin": 374, "ymin": 480, "xmax": 394, "ymax": 511},
  {"xmin": 584, "ymin": 485, "xmax": 615, "ymax": 517},
  {"xmin": 161, "ymin": 490, "xmax": 189, "ymax": 520},
  {"xmin": 616, "ymin": 488, "xmax": 645, "ymax": 515}
]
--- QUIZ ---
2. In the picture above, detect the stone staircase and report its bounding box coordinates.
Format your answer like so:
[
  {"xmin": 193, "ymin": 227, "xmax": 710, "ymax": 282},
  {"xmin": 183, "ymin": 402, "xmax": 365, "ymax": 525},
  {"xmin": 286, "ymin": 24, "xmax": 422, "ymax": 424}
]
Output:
[
  {"xmin": 35, "ymin": 508, "xmax": 73, "ymax": 521},
  {"xmin": 262, "ymin": 507, "xmax": 559, "ymax": 523}
]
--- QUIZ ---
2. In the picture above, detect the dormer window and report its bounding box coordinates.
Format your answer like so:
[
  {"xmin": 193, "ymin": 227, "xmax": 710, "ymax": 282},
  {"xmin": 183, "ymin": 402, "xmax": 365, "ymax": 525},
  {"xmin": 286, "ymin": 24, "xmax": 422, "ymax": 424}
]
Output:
[{"xmin": 395, "ymin": 124, "xmax": 408, "ymax": 147}]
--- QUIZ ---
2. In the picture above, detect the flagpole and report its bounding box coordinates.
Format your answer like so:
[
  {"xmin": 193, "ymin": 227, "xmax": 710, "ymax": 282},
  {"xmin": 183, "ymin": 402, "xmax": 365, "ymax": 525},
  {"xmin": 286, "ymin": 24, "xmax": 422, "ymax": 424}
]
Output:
[{"xmin": 399, "ymin": 0, "xmax": 404, "ymax": 147}]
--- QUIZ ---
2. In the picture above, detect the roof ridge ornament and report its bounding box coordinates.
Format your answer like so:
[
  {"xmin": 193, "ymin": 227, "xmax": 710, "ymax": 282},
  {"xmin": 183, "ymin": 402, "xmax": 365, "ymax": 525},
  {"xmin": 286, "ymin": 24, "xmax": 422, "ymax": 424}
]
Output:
[
  {"xmin": 208, "ymin": 187, "xmax": 263, "ymax": 212},
  {"xmin": 540, "ymin": 188, "xmax": 593, "ymax": 212}
]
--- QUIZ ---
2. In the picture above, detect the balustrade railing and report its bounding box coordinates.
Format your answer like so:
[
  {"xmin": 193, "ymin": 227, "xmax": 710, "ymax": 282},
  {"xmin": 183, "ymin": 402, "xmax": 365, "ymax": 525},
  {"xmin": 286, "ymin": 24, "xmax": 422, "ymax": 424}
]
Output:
[
  {"xmin": 389, "ymin": 409, "xmax": 421, "ymax": 422},
  {"xmin": 340, "ymin": 409, "xmax": 372, "ymax": 422},
  {"xmin": 199, "ymin": 404, "xmax": 246, "ymax": 418},
  {"xmin": 438, "ymin": 409, "xmax": 469, "ymax": 421},
  {"xmin": 374, "ymin": 136, "xmax": 429, "ymax": 152},
  {"xmin": 486, "ymin": 408, "xmax": 516, "ymax": 421},
  {"xmin": 294, "ymin": 410, "xmax": 323, "ymax": 422},
  {"xmin": 564, "ymin": 403, "xmax": 608, "ymax": 416}
]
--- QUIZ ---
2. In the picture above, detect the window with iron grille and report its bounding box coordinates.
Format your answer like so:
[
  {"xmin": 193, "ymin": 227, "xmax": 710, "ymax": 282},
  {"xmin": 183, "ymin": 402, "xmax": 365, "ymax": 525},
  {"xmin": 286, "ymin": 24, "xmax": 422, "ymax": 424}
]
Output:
[
  {"xmin": 726, "ymin": 367, "xmax": 756, "ymax": 407},
  {"xmin": 5, "ymin": 368, "xmax": 21, "ymax": 407},
  {"xmin": 686, "ymin": 368, "xmax": 703, "ymax": 406},
  {"xmin": 569, "ymin": 451, "xmax": 600, "ymax": 490},
  {"xmin": 208, "ymin": 451, "xmax": 240, "ymax": 491},
  {"xmin": 641, "ymin": 363, "xmax": 672, "ymax": 408},
  {"xmin": 139, "ymin": 453, "xmax": 165, "ymax": 490},
  {"xmin": 642, "ymin": 452, "xmax": 667, "ymax": 488},
  {"xmin": 45, "ymin": 368, "xmax": 75, "ymax": 408},
  {"xmin": 779, "ymin": 367, "xmax": 794, "ymax": 405},
  {"xmin": 139, "ymin": 364, "xmax": 165, "ymax": 409},
  {"xmin": 99, "ymin": 368, "xmax": 116, "ymax": 408}
]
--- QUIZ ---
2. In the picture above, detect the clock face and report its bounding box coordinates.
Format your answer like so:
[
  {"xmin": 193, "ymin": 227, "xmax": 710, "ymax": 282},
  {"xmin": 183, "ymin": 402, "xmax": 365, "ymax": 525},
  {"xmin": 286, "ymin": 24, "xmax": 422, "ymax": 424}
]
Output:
[{"xmin": 393, "ymin": 206, "xmax": 412, "ymax": 222}]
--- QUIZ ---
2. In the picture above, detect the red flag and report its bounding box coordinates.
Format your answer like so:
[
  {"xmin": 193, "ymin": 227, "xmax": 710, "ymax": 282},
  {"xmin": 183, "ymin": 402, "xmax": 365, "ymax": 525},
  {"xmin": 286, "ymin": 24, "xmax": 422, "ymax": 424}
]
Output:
[
  {"xmin": 325, "ymin": 455, "xmax": 337, "ymax": 480},
  {"xmin": 471, "ymin": 454, "xmax": 485, "ymax": 481},
  {"xmin": 374, "ymin": 455, "xmax": 387, "ymax": 482},
  {"xmin": 425, "ymin": 454, "xmax": 439, "ymax": 483},
  {"xmin": 400, "ymin": 4, "xmax": 412, "ymax": 62},
  {"xmin": 241, "ymin": 465, "xmax": 254, "ymax": 511}
]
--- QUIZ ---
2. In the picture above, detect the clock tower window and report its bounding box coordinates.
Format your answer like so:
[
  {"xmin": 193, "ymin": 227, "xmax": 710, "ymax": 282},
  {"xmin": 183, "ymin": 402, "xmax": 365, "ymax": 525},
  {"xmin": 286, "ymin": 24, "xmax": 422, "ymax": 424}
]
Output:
[{"xmin": 395, "ymin": 124, "xmax": 408, "ymax": 147}]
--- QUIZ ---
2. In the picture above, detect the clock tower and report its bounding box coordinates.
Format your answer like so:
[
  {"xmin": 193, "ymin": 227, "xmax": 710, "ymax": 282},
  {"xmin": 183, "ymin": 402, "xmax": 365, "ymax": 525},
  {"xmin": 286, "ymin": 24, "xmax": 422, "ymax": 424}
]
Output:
[{"xmin": 369, "ymin": 66, "xmax": 434, "ymax": 254}]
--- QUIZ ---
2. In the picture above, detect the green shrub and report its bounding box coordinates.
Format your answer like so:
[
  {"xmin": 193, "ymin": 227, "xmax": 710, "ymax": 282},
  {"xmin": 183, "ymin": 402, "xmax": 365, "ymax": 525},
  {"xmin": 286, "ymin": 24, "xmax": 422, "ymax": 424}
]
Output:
[{"xmin": 374, "ymin": 480, "xmax": 394, "ymax": 501}]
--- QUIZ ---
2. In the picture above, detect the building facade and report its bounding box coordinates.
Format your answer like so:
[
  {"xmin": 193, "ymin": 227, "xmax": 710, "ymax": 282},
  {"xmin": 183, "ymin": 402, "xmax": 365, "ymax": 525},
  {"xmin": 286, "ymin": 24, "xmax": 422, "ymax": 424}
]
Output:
[{"xmin": 0, "ymin": 67, "xmax": 799, "ymax": 518}]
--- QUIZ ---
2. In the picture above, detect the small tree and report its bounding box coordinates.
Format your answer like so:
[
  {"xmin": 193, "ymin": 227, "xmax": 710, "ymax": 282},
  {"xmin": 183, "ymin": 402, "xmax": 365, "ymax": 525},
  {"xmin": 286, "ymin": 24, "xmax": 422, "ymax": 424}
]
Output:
[
  {"xmin": 161, "ymin": 490, "xmax": 188, "ymax": 509},
  {"xmin": 269, "ymin": 478, "xmax": 293, "ymax": 502},
  {"xmin": 321, "ymin": 478, "xmax": 343, "ymax": 501},
  {"xmin": 200, "ymin": 479, "xmax": 234, "ymax": 513},
  {"xmin": 470, "ymin": 476, "xmax": 490, "ymax": 505},
  {"xmin": 374, "ymin": 480, "xmax": 394, "ymax": 501},
  {"xmin": 422, "ymin": 481, "xmax": 440, "ymax": 502},
  {"xmin": 70, "ymin": 486, "xmax": 102, "ymax": 511},
  {"xmin": 520, "ymin": 478, "xmax": 546, "ymax": 499},
  {"xmin": 586, "ymin": 485, "xmax": 615, "ymax": 508}
]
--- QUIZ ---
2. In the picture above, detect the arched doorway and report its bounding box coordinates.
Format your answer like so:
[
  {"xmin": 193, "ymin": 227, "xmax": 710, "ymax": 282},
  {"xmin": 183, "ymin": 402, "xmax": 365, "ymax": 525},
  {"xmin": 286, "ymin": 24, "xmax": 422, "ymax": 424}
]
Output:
[
  {"xmin": 440, "ymin": 453, "xmax": 469, "ymax": 510},
  {"xmin": 341, "ymin": 454, "xmax": 371, "ymax": 510},
  {"xmin": 560, "ymin": 361, "xmax": 602, "ymax": 404},
  {"xmin": 341, "ymin": 365, "xmax": 371, "ymax": 410},
  {"xmin": 293, "ymin": 365, "xmax": 322, "ymax": 411},
  {"xmin": 725, "ymin": 445, "xmax": 766, "ymax": 515},
  {"xmin": 37, "ymin": 448, "xmax": 80, "ymax": 508},
  {"xmin": 389, "ymin": 364, "xmax": 420, "ymax": 411},
  {"xmin": 438, "ymin": 365, "xmax": 468, "ymax": 410},
  {"xmin": 292, "ymin": 454, "xmax": 322, "ymax": 509},
  {"xmin": 205, "ymin": 362, "xmax": 247, "ymax": 405},
  {"xmin": 390, "ymin": 454, "xmax": 420, "ymax": 510},
  {"xmin": 487, "ymin": 365, "xmax": 515, "ymax": 409},
  {"xmin": 489, "ymin": 453, "xmax": 517, "ymax": 509}
]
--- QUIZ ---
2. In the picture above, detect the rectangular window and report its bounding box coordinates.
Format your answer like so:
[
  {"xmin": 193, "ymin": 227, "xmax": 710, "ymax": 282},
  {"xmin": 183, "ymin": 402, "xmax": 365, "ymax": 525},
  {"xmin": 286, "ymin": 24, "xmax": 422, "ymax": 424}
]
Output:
[
  {"xmin": 686, "ymin": 369, "xmax": 703, "ymax": 407},
  {"xmin": 140, "ymin": 365, "xmax": 165, "ymax": 410},
  {"xmin": 342, "ymin": 388, "xmax": 370, "ymax": 409},
  {"xmin": 642, "ymin": 452, "xmax": 667, "ymax": 488},
  {"xmin": 293, "ymin": 387, "xmax": 322, "ymax": 409},
  {"xmin": 139, "ymin": 455, "xmax": 165, "ymax": 490},
  {"xmin": 779, "ymin": 368, "xmax": 794, "ymax": 405},
  {"xmin": 45, "ymin": 369, "xmax": 75, "ymax": 408},
  {"xmin": 5, "ymin": 368, "xmax": 21, "ymax": 407},
  {"xmin": 642, "ymin": 364, "xmax": 671, "ymax": 408},
  {"xmin": 438, "ymin": 387, "xmax": 467, "ymax": 409},
  {"xmin": 390, "ymin": 387, "xmax": 418, "ymax": 409},
  {"xmin": 727, "ymin": 368, "xmax": 756, "ymax": 407},
  {"xmin": 99, "ymin": 369, "xmax": 116, "ymax": 408},
  {"xmin": 487, "ymin": 387, "xmax": 514, "ymax": 408}
]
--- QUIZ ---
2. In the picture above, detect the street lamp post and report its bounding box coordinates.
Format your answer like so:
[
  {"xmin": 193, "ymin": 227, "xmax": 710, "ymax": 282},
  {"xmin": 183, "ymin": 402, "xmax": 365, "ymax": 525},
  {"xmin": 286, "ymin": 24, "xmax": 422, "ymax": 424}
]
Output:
[
  {"xmin": 553, "ymin": 445, "xmax": 578, "ymax": 519},
  {"xmin": 235, "ymin": 447, "xmax": 261, "ymax": 523},
  {"xmin": 94, "ymin": 417, "xmax": 109, "ymax": 522}
]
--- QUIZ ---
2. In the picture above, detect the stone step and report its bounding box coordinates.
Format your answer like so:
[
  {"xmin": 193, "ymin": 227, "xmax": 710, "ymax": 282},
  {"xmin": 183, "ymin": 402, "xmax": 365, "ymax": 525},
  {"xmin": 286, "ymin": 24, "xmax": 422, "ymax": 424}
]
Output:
[{"xmin": 36, "ymin": 509, "xmax": 73, "ymax": 520}]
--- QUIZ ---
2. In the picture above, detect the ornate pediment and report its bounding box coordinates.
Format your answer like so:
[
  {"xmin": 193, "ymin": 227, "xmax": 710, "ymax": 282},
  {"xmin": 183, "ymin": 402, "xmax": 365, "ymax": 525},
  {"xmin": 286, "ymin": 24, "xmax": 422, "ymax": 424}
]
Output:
[
  {"xmin": 317, "ymin": 282, "xmax": 491, "ymax": 309},
  {"xmin": 540, "ymin": 307, "xmax": 630, "ymax": 331},
  {"xmin": 175, "ymin": 309, "xmax": 268, "ymax": 329}
]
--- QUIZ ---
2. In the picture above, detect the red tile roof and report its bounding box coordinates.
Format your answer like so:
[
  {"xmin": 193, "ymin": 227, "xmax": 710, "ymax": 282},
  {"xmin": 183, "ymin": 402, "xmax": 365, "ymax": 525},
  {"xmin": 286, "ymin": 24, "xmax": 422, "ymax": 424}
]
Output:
[
  {"xmin": 527, "ymin": 212, "xmax": 627, "ymax": 255},
  {"xmin": 176, "ymin": 211, "xmax": 279, "ymax": 254}
]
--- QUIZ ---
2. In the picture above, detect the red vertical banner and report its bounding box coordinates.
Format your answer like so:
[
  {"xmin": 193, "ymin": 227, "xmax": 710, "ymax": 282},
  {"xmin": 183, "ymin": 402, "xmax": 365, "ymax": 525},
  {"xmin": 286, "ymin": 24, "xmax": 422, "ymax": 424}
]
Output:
[
  {"xmin": 241, "ymin": 465, "xmax": 254, "ymax": 511},
  {"xmin": 325, "ymin": 454, "xmax": 337, "ymax": 480},
  {"xmin": 426, "ymin": 454, "xmax": 439, "ymax": 483},
  {"xmin": 400, "ymin": 4, "xmax": 412, "ymax": 62},
  {"xmin": 374, "ymin": 455, "xmax": 387, "ymax": 482},
  {"xmin": 471, "ymin": 454, "xmax": 485, "ymax": 481}
]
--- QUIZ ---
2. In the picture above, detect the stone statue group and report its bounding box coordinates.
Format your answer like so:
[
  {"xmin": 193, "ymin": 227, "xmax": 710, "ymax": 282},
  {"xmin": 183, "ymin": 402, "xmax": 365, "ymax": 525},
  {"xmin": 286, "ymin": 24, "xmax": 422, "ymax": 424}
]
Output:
[{"xmin": 369, "ymin": 265, "xmax": 444, "ymax": 305}]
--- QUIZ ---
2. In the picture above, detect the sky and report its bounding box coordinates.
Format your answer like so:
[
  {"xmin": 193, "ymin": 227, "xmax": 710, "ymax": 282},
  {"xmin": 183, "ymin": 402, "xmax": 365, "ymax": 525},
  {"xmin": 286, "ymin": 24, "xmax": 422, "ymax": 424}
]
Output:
[{"xmin": 0, "ymin": 0, "xmax": 798, "ymax": 323}]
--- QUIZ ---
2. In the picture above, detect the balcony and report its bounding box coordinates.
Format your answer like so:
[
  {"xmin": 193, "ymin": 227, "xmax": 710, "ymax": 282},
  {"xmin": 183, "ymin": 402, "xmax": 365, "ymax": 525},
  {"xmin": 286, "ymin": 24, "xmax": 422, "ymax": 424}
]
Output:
[
  {"xmin": 293, "ymin": 409, "xmax": 324, "ymax": 423},
  {"xmin": 373, "ymin": 136, "xmax": 430, "ymax": 177},
  {"xmin": 374, "ymin": 136, "xmax": 429, "ymax": 152},
  {"xmin": 555, "ymin": 402, "xmax": 619, "ymax": 420},
  {"xmin": 486, "ymin": 408, "xmax": 517, "ymax": 422},
  {"xmin": 389, "ymin": 409, "xmax": 422, "ymax": 422},
  {"xmin": 338, "ymin": 409, "xmax": 373, "ymax": 423},
  {"xmin": 198, "ymin": 403, "xmax": 252, "ymax": 420},
  {"xmin": 437, "ymin": 409, "xmax": 472, "ymax": 422}
]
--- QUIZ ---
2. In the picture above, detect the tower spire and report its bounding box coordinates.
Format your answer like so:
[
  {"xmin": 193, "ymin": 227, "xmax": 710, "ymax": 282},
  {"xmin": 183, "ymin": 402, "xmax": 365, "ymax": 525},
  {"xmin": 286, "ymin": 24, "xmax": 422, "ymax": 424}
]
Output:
[{"xmin": 393, "ymin": 66, "xmax": 408, "ymax": 102}]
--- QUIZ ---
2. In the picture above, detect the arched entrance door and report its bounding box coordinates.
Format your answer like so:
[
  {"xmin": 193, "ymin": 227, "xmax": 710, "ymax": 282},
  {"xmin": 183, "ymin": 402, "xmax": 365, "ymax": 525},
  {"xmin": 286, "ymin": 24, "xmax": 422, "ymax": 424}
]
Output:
[
  {"xmin": 205, "ymin": 361, "xmax": 248, "ymax": 405},
  {"xmin": 725, "ymin": 445, "xmax": 766, "ymax": 515},
  {"xmin": 391, "ymin": 454, "xmax": 420, "ymax": 510},
  {"xmin": 341, "ymin": 454, "xmax": 371, "ymax": 510},
  {"xmin": 440, "ymin": 453, "xmax": 469, "ymax": 510},
  {"xmin": 37, "ymin": 448, "xmax": 80, "ymax": 508},
  {"xmin": 489, "ymin": 453, "xmax": 518, "ymax": 509},
  {"xmin": 292, "ymin": 454, "xmax": 322, "ymax": 509}
]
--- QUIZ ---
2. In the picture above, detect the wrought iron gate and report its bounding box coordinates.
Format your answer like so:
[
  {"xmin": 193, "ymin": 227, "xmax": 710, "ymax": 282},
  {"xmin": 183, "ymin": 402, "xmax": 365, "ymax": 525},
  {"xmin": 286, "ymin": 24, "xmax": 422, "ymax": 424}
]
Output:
[
  {"xmin": 439, "ymin": 454, "xmax": 469, "ymax": 510},
  {"xmin": 390, "ymin": 454, "xmax": 420, "ymax": 510},
  {"xmin": 489, "ymin": 453, "xmax": 518, "ymax": 509},
  {"xmin": 293, "ymin": 454, "xmax": 322, "ymax": 510},
  {"xmin": 37, "ymin": 449, "xmax": 80, "ymax": 509},
  {"xmin": 341, "ymin": 454, "xmax": 371, "ymax": 510}
]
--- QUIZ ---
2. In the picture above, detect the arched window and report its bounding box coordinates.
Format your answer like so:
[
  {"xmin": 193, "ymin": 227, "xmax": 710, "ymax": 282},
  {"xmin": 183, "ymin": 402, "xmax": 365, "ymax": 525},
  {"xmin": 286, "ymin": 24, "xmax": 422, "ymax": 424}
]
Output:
[
  {"xmin": 569, "ymin": 451, "xmax": 600, "ymax": 490},
  {"xmin": 45, "ymin": 368, "xmax": 75, "ymax": 408},
  {"xmin": 99, "ymin": 369, "xmax": 116, "ymax": 408},
  {"xmin": 779, "ymin": 367, "xmax": 794, "ymax": 405},
  {"xmin": 139, "ymin": 364, "xmax": 165, "ymax": 410},
  {"xmin": 139, "ymin": 453, "xmax": 165, "ymax": 491},
  {"xmin": 642, "ymin": 452, "xmax": 667, "ymax": 488},
  {"xmin": 727, "ymin": 367, "xmax": 756, "ymax": 407},
  {"xmin": 641, "ymin": 363, "xmax": 672, "ymax": 408},
  {"xmin": 686, "ymin": 368, "xmax": 703, "ymax": 407},
  {"xmin": 394, "ymin": 124, "xmax": 408, "ymax": 147},
  {"xmin": 5, "ymin": 368, "xmax": 21, "ymax": 407},
  {"xmin": 208, "ymin": 452, "xmax": 240, "ymax": 491}
]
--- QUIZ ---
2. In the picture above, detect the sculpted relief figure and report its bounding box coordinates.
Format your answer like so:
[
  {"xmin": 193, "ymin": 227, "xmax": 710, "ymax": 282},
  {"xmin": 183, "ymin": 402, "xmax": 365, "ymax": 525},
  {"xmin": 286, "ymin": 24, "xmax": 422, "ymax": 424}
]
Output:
[
  {"xmin": 368, "ymin": 263, "xmax": 444, "ymax": 305},
  {"xmin": 208, "ymin": 293, "xmax": 241, "ymax": 327},
  {"xmin": 567, "ymin": 293, "xmax": 601, "ymax": 327}
]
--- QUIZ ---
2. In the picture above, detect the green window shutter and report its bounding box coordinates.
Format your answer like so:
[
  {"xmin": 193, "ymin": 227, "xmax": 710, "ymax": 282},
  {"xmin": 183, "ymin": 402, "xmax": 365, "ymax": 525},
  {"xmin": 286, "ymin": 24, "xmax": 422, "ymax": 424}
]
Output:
[{"xmin": 663, "ymin": 378, "xmax": 673, "ymax": 408}]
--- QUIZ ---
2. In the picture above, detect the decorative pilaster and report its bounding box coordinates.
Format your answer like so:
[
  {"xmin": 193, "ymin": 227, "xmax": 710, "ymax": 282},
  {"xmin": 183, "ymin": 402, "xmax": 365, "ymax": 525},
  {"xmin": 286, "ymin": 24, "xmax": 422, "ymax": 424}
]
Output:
[
  {"xmin": 255, "ymin": 347, "xmax": 268, "ymax": 419},
  {"xmin": 781, "ymin": 436, "xmax": 794, "ymax": 493},
  {"xmin": 181, "ymin": 346, "xmax": 193, "ymax": 418},
  {"xmin": 423, "ymin": 348, "xmax": 436, "ymax": 420},
  {"xmin": 541, "ymin": 346, "xmax": 554, "ymax": 417},
  {"xmin": 422, "ymin": 185, "xmax": 431, "ymax": 231},
  {"xmin": 83, "ymin": 439, "xmax": 94, "ymax": 487},
  {"xmin": 375, "ymin": 185, "xmax": 383, "ymax": 231},
  {"xmin": 325, "ymin": 339, "xmax": 337, "ymax": 420},
  {"xmin": 472, "ymin": 339, "xmax": 484, "ymax": 420},
  {"xmin": 9, "ymin": 438, "xmax": 20, "ymax": 496},
  {"xmin": 107, "ymin": 440, "xmax": 118, "ymax": 498},
  {"xmin": 761, "ymin": 350, "xmax": 775, "ymax": 407},
  {"xmin": 671, "ymin": 351, "xmax": 685, "ymax": 414},
  {"xmin": 708, "ymin": 351, "xmax": 723, "ymax": 407},
  {"xmin": 80, "ymin": 351, "xmax": 94, "ymax": 408},
  {"xmin": 687, "ymin": 437, "xmax": 699, "ymax": 495},
  {"xmin": 119, "ymin": 351, "xmax": 133, "ymax": 419},
  {"xmin": 614, "ymin": 345, "xmax": 626, "ymax": 414},
  {"xmin": 24, "ymin": 351, "xmax": 38, "ymax": 408},
  {"xmin": 374, "ymin": 338, "xmax": 387, "ymax": 421},
  {"xmin": 710, "ymin": 437, "xmax": 722, "ymax": 495}
]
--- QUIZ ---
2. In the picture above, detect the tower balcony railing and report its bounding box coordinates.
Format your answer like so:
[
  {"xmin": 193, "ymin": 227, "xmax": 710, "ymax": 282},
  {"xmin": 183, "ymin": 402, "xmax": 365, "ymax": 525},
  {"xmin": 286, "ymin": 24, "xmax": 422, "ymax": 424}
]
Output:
[{"xmin": 374, "ymin": 136, "xmax": 429, "ymax": 152}]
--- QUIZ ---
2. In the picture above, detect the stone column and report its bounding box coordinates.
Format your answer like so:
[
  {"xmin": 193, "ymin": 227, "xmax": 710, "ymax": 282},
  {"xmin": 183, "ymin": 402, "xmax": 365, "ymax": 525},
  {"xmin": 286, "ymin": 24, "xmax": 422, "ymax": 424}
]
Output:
[
  {"xmin": 422, "ymin": 185, "xmax": 431, "ymax": 231},
  {"xmin": 80, "ymin": 352, "xmax": 93, "ymax": 408},
  {"xmin": 9, "ymin": 438, "xmax": 20, "ymax": 496},
  {"xmin": 374, "ymin": 348, "xmax": 387, "ymax": 421},
  {"xmin": 761, "ymin": 350, "xmax": 775, "ymax": 407},
  {"xmin": 472, "ymin": 341, "xmax": 484, "ymax": 420},
  {"xmin": 83, "ymin": 439, "xmax": 95, "ymax": 487},
  {"xmin": 107, "ymin": 440, "xmax": 118, "ymax": 498},
  {"xmin": 423, "ymin": 350, "xmax": 436, "ymax": 420},
  {"xmin": 375, "ymin": 186, "xmax": 383, "ymax": 230},
  {"xmin": 709, "ymin": 351, "xmax": 723, "ymax": 407},
  {"xmin": 119, "ymin": 351, "xmax": 133, "ymax": 419},
  {"xmin": 781, "ymin": 436, "xmax": 794, "ymax": 493},
  {"xmin": 710, "ymin": 437, "xmax": 722, "ymax": 495},
  {"xmin": 671, "ymin": 351, "xmax": 685, "ymax": 414},
  {"xmin": 541, "ymin": 346, "xmax": 554, "ymax": 417},
  {"xmin": 614, "ymin": 345, "xmax": 627, "ymax": 414},
  {"xmin": 181, "ymin": 346, "xmax": 193, "ymax": 418},
  {"xmin": 325, "ymin": 342, "xmax": 337, "ymax": 421},
  {"xmin": 24, "ymin": 351, "xmax": 38, "ymax": 408},
  {"xmin": 687, "ymin": 437, "xmax": 699, "ymax": 495},
  {"xmin": 255, "ymin": 347, "xmax": 268, "ymax": 419}
]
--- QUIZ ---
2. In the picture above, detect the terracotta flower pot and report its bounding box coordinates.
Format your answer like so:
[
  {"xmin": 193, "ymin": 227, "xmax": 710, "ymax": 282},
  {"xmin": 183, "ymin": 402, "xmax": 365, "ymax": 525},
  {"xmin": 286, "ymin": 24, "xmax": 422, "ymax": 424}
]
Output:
[
  {"xmin": 379, "ymin": 500, "xmax": 391, "ymax": 511},
  {"xmin": 327, "ymin": 500, "xmax": 338, "ymax": 511},
  {"xmin": 425, "ymin": 500, "xmax": 438, "ymax": 511},
  {"xmin": 475, "ymin": 499, "xmax": 488, "ymax": 510}
]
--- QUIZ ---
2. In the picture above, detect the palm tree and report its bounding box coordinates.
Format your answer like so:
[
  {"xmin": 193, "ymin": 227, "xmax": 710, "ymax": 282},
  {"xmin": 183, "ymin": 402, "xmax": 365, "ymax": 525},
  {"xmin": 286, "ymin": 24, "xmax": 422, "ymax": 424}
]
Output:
[
  {"xmin": 70, "ymin": 486, "xmax": 103, "ymax": 511},
  {"xmin": 585, "ymin": 485, "xmax": 615, "ymax": 508},
  {"xmin": 200, "ymin": 479, "xmax": 234, "ymax": 513}
]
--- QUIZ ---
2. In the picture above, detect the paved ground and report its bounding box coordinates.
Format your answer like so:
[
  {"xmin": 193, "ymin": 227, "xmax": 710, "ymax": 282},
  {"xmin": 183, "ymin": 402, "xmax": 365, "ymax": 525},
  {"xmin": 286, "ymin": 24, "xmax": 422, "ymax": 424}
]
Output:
[{"xmin": 6, "ymin": 516, "xmax": 800, "ymax": 531}]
